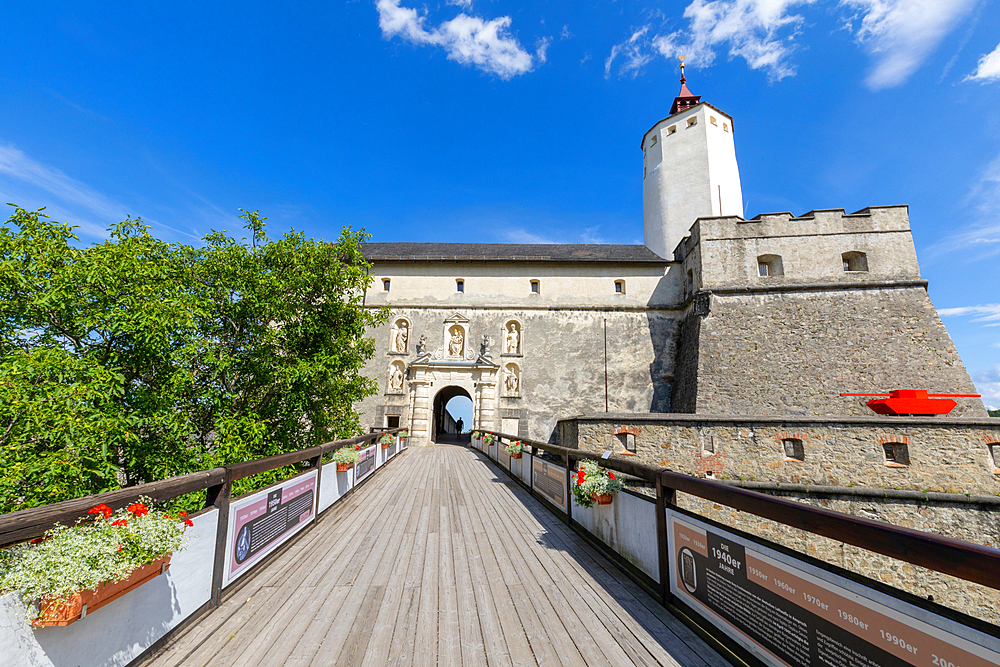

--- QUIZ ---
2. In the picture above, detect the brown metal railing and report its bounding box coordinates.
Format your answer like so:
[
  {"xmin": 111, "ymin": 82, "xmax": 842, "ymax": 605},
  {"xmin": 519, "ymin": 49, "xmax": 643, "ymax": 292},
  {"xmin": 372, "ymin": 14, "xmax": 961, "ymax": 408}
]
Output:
[{"xmin": 475, "ymin": 430, "xmax": 1000, "ymax": 595}]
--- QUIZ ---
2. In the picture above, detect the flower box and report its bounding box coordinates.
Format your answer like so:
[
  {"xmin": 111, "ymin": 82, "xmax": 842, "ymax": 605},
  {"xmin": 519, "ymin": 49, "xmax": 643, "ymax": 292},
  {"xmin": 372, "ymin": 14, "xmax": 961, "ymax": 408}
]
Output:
[
  {"xmin": 592, "ymin": 493, "xmax": 613, "ymax": 506},
  {"xmin": 336, "ymin": 462, "xmax": 353, "ymax": 472},
  {"xmin": 33, "ymin": 555, "xmax": 171, "ymax": 627},
  {"xmin": 511, "ymin": 452, "xmax": 522, "ymax": 459},
  {"xmin": 381, "ymin": 442, "xmax": 392, "ymax": 449}
]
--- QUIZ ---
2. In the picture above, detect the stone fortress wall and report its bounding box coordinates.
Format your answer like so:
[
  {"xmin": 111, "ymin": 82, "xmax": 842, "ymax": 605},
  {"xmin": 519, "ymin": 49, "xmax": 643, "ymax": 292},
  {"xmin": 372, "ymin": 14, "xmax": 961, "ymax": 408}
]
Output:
[{"xmin": 671, "ymin": 206, "xmax": 986, "ymax": 417}]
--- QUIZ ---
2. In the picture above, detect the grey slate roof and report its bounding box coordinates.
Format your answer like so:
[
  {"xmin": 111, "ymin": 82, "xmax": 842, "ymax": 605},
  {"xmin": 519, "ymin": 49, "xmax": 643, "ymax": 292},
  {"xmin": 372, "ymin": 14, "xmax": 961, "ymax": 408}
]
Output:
[{"xmin": 362, "ymin": 243, "xmax": 669, "ymax": 263}]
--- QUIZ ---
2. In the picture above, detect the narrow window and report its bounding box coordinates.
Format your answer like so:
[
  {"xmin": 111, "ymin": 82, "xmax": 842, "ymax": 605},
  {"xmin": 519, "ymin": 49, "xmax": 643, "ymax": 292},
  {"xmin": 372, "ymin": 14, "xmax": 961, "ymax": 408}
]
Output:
[
  {"xmin": 687, "ymin": 268, "xmax": 694, "ymax": 293},
  {"xmin": 614, "ymin": 279, "xmax": 625, "ymax": 294},
  {"xmin": 386, "ymin": 415, "xmax": 400, "ymax": 429},
  {"xmin": 382, "ymin": 278, "xmax": 391, "ymax": 292},
  {"xmin": 710, "ymin": 116, "xmax": 717, "ymax": 126},
  {"xmin": 530, "ymin": 280, "xmax": 540, "ymax": 294},
  {"xmin": 616, "ymin": 432, "xmax": 637, "ymax": 453},
  {"xmin": 667, "ymin": 125, "xmax": 676, "ymax": 135},
  {"xmin": 989, "ymin": 444, "xmax": 999, "ymax": 473},
  {"xmin": 456, "ymin": 279, "xmax": 464, "ymax": 293},
  {"xmin": 723, "ymin": 122, "xmax": 729, "ymax": 132},
  {"xmin": 756, "ymin": 255, "xmax": 783, "ymax": 277},
  {"xmin": 782, "ymin": 438, "xmax": 804, "ymax": 462},
  {"xmin": 649, "ymin": 135, "xmax": 657, "ymax": 147},
  {"xmin": 842, "ymin": 251, "xmax": 869, "ymax": 272},
  {"xmin": 883, "ymin": 442, "xmax": 910, "ymax": 466},
  {"xmin": 686, "ymin": 117, "xmax": 697, "ymax": 127}
]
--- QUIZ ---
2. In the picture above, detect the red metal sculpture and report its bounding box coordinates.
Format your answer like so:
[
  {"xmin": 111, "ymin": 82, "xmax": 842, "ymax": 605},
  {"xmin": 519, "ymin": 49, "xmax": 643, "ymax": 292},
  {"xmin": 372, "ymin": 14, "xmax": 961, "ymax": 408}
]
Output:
[{"xmin": 840, "ymin": 390, "xmax": 981, "ymax": 416}]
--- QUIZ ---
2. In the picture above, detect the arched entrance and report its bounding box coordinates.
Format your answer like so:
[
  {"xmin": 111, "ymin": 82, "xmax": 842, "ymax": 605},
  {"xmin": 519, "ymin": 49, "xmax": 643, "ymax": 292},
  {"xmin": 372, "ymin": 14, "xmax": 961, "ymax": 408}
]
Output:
[{"xmin": 432, "ymin": 386, "xmax": 472, "ymax": 443}]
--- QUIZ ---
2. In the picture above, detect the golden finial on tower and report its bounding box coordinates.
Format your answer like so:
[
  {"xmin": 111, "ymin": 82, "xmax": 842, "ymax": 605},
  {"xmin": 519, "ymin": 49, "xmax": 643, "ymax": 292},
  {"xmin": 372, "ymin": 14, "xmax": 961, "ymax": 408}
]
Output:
[{"xmin": 679, "ymin": 55, "xmax": 687, "ymax": 83}]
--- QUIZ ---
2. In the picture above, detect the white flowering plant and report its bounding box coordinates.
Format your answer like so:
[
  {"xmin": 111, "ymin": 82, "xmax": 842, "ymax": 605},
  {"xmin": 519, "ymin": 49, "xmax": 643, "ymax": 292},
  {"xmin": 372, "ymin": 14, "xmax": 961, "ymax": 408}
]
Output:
[
  {"xmin": 506, "ymin": 441, "xmax": 524, "ymax": 455},
  {"xmin": 570, "ymin": 460, "xmax": 624, "ymax": 508},
  {"xmin": 0, "ymin": 498, "xmax": 190, "ymax": 622},
  {"xmin": 377, "ymin": 434, "xmax": 394, "ymax": 445},
  {"xmin": 331, "ymin": 445, "xmax": 360, "ymax": 465}
]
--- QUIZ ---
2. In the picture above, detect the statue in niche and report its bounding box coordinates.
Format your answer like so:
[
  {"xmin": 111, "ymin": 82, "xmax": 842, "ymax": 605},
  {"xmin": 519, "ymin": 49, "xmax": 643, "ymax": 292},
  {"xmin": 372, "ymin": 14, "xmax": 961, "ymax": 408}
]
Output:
[
  {"xmin": 504, "ymin": 323, "xmax": 520, "ymax": 354},
  {"xmin": 392, "ymin": 321, "xmax": 408, "ymax": 353},
  {"xmin": 448, "ymin": 327, "xmax": 464, "ymax": 357},
  {"xmin": 416, "ymin": 334, "xmax": 427, "ymax": 355},
  {"xmin": 388, "ymin": 365, "xmax": 404, "ymax": 392},
  {"xmin": 481, "ymin": 334, "xmax": 492, "ymax": 358},
  {"xmin": 505, "ymin": 366, "xmax": 519, "ymax": 395}
]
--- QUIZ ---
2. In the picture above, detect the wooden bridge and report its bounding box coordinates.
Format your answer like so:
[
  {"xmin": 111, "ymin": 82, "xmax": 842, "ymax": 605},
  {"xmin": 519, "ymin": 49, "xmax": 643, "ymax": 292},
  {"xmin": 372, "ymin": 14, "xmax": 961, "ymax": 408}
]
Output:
[
  {"xmin": 2, "ymin": 429, "xmax": 1000, "ymax": 667},
  {"xmin": 144, "ymin": 444, "xmax": 726, "ymax": 667}
]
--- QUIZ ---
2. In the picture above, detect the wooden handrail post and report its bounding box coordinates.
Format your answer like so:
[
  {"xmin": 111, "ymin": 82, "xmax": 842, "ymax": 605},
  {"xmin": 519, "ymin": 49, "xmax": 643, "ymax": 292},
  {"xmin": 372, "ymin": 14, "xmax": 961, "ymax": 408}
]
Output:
[
  {"xmin": 655, "ymin": 471, "xmax": 676, "ymax": 606},
  {"xmin": 564, "ymin": 451, "xmax": 573, "ymax": 526},
  {"xmin": 206, "ymin": 468, "xmax": 234, "ymax": 608}
]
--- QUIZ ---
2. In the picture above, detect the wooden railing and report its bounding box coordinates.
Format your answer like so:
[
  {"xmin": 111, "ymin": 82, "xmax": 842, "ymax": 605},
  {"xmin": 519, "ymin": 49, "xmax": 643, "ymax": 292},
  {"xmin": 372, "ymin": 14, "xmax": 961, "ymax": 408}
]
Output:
[
  {"xmin": 476, "ymin": 430, "xmax": 1000, "ymax": 594},
  {"xmin": 0, "ymin": 429, "xmax": 404, "ymax": 608}
]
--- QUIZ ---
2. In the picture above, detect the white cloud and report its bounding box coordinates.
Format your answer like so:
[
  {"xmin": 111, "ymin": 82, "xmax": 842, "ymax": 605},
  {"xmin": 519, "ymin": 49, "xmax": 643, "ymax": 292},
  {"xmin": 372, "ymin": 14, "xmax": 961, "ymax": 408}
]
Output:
[
  {"xmin": 605, "ymin": 1, "xmax": 813, "ymax": 81},
  {"xmin": 447, "ymin": 0, "xmax": 473, "ymax": 7},
  {"xmin": 603, "ymin": 1, "xmax": 977, "ymax": 87},
  {"xmin": 375, "ymin": 0, "xmax": 538, "ymax": 79},
  {"xmin": 841, "ymin": 0, "xmax": 979, "ymax": 89},
  {"xmin": 938, "ymin": 303, "xmax": 1000, "ymax": 326},
  {"xmin": 971, "ymin": 364, "xmax": 1000, "ymax": 410},
  {"xmin": 536, "ymin": 36, "xmax": 552, "ymax": 64},
  {"xmin": 966, "ymin": 40, "xmax": 1000, "ymax": 82}
]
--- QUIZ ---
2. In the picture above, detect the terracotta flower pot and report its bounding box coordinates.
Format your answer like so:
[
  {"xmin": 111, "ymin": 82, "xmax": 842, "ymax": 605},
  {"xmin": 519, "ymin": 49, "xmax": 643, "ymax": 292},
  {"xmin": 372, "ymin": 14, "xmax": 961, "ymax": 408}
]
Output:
[
  {"xmin": 511, "ymin": 453, "xmax": 522, "ymax": 459},
  {"xmin": 336, "ymin": 462, "xmax": 353, "ymax": 472},
  {"xmin": 592, "ymin": 493, "xmax": 613, "ymax": 506},
  {"xmin": 34, "ymin": 555, "xmax": 171, "ymax": 627},
  {"xmin": 381, "ymin": 442, "xmax": 392, "ymax": 449}
]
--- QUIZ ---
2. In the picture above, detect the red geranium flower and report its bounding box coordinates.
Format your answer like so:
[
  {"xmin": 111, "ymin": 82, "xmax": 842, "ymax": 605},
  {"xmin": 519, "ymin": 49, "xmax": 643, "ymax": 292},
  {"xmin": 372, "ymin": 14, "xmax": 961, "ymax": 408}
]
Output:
[
  {"xmin": 88, "ymin": 504, "xmax": 113, "ymax": 519},
  {"xmin": 112, "ymin": 519, "xmax": 128, "ymax": 527},
  {"xmin": 609, "ymin": 472, "xmax": 615, "ymax": 480},
  {"xmin": 184, "ymin": 518, "xmax": 194, "ymax": 527},
  {"xmin": 127, "ymin": 503, "xmax": 149, "ymax": 517},
  {"xmin": 179, "ymin": 511, "xmax": 187, "ymax": 518}
]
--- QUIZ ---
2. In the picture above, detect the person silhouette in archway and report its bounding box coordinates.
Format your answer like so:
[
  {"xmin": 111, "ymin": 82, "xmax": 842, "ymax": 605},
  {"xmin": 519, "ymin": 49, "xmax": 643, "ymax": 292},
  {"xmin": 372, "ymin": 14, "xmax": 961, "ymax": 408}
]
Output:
[{"xmin": 456, "ymin": 417, "xmax": 464, "ymax": 434}]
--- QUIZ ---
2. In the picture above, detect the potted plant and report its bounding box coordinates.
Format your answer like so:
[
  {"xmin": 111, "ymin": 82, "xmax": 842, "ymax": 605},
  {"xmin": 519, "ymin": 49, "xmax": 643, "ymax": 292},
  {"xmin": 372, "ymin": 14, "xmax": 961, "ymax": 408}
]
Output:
[
  {"xmin": 571, "ymin": 460, "xmax": 624, "ymax": 508},
  {"xmin": 0, "ymin": 498, "xmax": 191, "ymax": 627},
  {"xmin": 378, "ymin": 433, "xmax": 394, "ymax": 449},
  {"xmin": 506, "ymin": 441, "xmax": 524, "ymax": 459},
  {"xmin": 331, "ymin": 446, "xmax": 360, "ymax": 472},
  {"xmin": 397, "ymin": 430, "xmax": 408, "ymax": 441}
]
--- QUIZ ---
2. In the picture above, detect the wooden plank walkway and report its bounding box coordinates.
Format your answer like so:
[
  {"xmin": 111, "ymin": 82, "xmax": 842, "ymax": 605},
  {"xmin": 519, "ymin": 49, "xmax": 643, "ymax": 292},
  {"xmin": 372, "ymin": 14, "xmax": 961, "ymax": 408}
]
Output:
[{"xmin": 144, "ymin": 444, "xmax": 730, "ymax": 667}]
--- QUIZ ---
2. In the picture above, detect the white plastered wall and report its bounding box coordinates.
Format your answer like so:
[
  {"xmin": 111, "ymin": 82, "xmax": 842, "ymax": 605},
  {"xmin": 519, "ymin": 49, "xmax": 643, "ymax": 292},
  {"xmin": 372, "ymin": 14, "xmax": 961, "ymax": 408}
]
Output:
[{"xmin": 643, "ymin": 104, "xmax": 743, "ymax": 260}]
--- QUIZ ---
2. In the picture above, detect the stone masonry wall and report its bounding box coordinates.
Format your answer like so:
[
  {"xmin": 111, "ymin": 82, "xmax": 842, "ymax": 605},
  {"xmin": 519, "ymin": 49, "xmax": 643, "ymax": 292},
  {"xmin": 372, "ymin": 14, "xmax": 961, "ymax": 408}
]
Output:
[{"xmin": 687, "ymin": 286, "xmax": 986, "ymax": 417}]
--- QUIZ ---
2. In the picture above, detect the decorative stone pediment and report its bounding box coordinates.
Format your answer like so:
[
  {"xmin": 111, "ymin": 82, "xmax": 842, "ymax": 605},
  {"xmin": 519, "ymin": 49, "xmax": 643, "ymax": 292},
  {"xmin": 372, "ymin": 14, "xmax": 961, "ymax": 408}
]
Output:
[{"xmin": 443, "ymin": 312, "xmax": 469, "ymax": 325}]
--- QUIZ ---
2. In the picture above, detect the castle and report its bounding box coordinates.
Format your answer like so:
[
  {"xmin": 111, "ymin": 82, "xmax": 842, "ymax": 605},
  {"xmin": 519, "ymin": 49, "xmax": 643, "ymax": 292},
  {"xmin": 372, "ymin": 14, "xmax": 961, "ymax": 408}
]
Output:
[{"xmin": 358, "ymin": 67, "xmax": 987, "ymax": 446}]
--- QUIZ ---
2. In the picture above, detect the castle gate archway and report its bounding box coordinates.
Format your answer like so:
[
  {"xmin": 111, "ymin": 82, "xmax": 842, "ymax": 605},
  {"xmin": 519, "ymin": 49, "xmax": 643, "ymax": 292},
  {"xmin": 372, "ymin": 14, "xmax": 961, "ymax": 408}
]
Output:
[
  {"xmin": 432, "ymin": 385, "xmax": 472, "ymax": 442},
  {"xmin": 406, "ymin": 356, "xmax": 499, "ymax": 446}
]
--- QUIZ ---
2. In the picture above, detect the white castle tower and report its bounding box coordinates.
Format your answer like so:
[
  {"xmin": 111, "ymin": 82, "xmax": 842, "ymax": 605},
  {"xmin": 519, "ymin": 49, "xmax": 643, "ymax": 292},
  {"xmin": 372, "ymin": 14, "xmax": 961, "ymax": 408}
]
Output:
[{"xmin": 642, "ymin": 60, "xmax": 744, "ymax": 259}]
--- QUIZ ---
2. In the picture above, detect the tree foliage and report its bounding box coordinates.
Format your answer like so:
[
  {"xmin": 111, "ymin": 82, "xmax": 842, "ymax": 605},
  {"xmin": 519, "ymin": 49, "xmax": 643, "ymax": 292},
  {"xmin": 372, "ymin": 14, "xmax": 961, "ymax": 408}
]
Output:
[{"xmin": 0, "ymin": 206, "xmax": 388, "ymax": 512}]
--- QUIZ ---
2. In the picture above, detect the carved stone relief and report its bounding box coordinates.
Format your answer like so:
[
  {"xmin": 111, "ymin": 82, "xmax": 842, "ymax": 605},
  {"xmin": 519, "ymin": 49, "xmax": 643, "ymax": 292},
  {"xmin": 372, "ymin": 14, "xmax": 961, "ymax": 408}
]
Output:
[
  {"xmin": 503, "ymin": 321, "xmax": 521, "ymax": 355},
  {"xmin": 387, "ymin": 361, "xmax": 405, "ymax": 394},
  {"xmin": 503, "ymin": 363, "xmax": 520, "ymax": 396},
  {"xmin": 448, "ymin": 325, "xmax": 465, "ymax": 357},
  {"xmin": 390, "ymin": 319, "xmax": 409, "ymax": 354}
]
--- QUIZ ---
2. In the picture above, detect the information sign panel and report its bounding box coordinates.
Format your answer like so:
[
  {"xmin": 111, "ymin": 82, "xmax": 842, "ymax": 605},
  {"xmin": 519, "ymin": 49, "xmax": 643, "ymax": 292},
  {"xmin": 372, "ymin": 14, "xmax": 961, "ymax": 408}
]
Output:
[
  {"xmin": 532, "ymin": 458, "xmax": 566, "ymax": 512},
  {"xmin": 224, "ymin": 469, "xmax": 317, "ymax": 586},
  {"xmin": 666, "ymin": 510, "xmax": 1000, "ymax": 667},
  {"xmin": 356, "ymin": 445, "xmax": 376, "ymax": 483}
]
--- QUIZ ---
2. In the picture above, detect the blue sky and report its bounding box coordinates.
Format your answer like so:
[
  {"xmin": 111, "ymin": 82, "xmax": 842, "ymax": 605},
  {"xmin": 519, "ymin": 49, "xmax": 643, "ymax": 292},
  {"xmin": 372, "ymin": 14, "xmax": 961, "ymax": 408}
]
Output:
[{"xmin": 2, "ymin": 1, "xmax": 1000, "ymax": 407}]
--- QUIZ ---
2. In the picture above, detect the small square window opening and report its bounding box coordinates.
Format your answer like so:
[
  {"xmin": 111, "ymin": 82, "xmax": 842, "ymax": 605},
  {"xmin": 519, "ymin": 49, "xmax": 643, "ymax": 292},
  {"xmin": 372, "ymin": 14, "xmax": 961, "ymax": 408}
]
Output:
[
  {"xmin": 382, "ymin": 279, "xmax": 391, "ymax": 292},
  {"xmin": 710, "ymin": 116, "xmax": 717, "ymax": 126},
  {"xmin": 989, "ymin": 444, "xmax": 999, "ymax": 473},
  {"xmin": 650, "ymin": 135, "xmax": 657, "ymax": 146},
  {"xmin": 723, "ymin": 123, "xmax": 729, "ymax": 132},
  {"xmin": 386, "ymin": 416, "xmax": 400, "ymax": 429},
  {"xmin": 616, "ymin": 433, "xmax": 637, "ymax": 452},
  {"xmin": 530, "ymin": 280, "xmax": 540, "ymax": 294},
  {"xmin": 686, "ymin": 117, "xmax": 697, "ymax": 127},
  {"xmin": 883, "ymin": 442, "xmax": 910, "ymax": 466},
  {"xmin": 456, "ymin": 279, "xmax": 464, "ymax": 293},
  {"xmin": 614, "ymin": 280, "xmax": 625, "ymax": 294},
  {"xmin": 782, "ymin": 438, "xmax": 804, "ymax": 462},
  {"xmin": 667, "ymin": 125, "xmax": 677, "ymax": 135}
]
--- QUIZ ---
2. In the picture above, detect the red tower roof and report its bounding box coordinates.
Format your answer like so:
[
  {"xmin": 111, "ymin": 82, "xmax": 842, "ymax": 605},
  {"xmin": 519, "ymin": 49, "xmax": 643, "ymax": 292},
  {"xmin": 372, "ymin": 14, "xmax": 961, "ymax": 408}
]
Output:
[{"xmin": 670, "ymin": 58, "xmax": 701, "ymax": 115}]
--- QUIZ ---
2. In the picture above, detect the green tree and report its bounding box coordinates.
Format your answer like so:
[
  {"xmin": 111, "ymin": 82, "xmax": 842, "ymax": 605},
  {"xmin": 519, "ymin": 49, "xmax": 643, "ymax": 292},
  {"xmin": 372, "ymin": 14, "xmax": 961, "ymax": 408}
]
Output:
[{"xmin": 0, "ymin": 206, "xmax": 388, "ymax": 512}]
